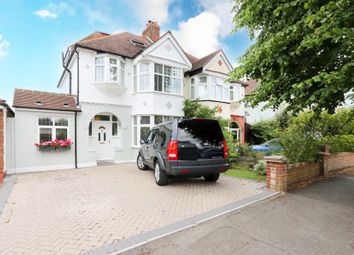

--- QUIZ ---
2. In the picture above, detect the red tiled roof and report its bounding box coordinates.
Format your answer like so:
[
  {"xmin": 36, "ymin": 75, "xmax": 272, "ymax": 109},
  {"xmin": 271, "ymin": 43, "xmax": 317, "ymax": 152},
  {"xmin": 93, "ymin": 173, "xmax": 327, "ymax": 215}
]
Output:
[
  {"xmin": 189, "ymin": 50, "xmax": 221, "ymax": 74},
  {"xmin": 76, "ymin": 32, "xmax": 152, "ymax": 58},
  {"xmin": 13, "ymin": 89, "xmax": 80, "ymax": 112},
  {"xmin": 245, "ymin": 80, "xmax": 258, "ymax": 95}
]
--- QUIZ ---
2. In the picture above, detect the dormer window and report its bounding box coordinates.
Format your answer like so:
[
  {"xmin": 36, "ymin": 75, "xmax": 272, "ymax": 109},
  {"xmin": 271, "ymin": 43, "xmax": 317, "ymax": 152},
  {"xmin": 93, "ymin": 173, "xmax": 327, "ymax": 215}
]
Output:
[
  {"xmin": 95, "ymin": 56, "xmax": 125, "ymax": 85},
  {"xmin": 130, "ymin": 40, "xmax": 146, "ymax": 48}
]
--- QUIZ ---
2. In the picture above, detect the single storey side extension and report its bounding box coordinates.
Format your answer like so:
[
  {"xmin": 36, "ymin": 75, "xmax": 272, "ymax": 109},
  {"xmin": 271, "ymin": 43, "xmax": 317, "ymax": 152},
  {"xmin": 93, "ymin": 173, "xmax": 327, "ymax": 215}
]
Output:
[{"xmin": 11, "ymin": 89, "xmax": 81, "ymax": 173}]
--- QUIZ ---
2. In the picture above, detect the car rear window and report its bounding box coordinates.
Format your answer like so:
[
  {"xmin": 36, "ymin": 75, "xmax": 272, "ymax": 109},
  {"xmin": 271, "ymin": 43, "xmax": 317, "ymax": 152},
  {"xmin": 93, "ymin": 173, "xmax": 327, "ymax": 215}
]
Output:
[{"xmin": 177, "ymin": 119, "xmax": 224, "ymax": 146}]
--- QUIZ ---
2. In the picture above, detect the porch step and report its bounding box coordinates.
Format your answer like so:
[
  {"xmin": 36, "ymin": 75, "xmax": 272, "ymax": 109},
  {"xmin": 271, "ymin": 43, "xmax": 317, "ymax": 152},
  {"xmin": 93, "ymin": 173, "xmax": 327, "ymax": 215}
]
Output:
[{"xmin": 97, "ymin": 160, "xmax": 115, "ymax": 166}]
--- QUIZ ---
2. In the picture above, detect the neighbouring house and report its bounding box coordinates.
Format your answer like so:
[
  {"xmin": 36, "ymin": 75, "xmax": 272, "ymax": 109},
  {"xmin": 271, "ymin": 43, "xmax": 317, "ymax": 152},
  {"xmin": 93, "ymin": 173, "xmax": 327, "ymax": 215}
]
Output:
[
  {"xmin": 8, "ymin": 20, "xmax": 251, "ymax": 173},
  {"xmin": 0, "ymin": 99, "xmax": 15, "ymax": 180}
]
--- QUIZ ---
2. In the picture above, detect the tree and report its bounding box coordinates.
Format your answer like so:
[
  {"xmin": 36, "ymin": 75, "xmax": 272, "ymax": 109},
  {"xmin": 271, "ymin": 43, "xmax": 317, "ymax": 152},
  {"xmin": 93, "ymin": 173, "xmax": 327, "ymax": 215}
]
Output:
[
  {"xmin": 183, "ymin": 99, "xmax": 218, "ymax": 119},
  {"xmin": 231, "ymin": 0, "xmax": 354, "ymax": 114}
]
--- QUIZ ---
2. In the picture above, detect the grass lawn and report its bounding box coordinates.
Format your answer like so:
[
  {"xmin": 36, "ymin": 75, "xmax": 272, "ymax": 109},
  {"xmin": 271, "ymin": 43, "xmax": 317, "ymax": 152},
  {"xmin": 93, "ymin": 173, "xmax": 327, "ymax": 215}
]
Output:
[{"xmin": 223, "ymin": 164, "xmax": 266, "ymax": 181}]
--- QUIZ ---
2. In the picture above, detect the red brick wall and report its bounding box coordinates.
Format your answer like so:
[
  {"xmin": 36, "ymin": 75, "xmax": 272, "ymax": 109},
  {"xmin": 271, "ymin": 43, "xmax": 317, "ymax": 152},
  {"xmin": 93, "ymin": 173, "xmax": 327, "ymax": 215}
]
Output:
[
  {"xmin": 230, "ymin": 115, "xmax": 246, "ymax": 144},
  {"xmin": 326, "ymin": 152, "xmax": 354, "ymax": 174},
  {"xmin": 0, "ymin": 109, "xmax": 4, "ymax": 183},
  {"xmin": 287, "ymin": 162, "xmax": 320, "ymax": 185}
]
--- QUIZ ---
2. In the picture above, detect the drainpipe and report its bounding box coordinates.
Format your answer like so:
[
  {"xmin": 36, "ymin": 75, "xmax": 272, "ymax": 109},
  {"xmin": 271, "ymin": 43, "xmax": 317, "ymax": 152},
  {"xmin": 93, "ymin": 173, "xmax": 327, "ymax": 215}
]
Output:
[
  {"xmin": 62, "ymin": 52, "xmax": 72, "ymax": 94},
  {"xmin": 74, "ymin": 48, "xmax": 80, "ymax": 105},
  {"xmin": 74, "ymin": 48, "xmax": 80, "ymax": 169},
  {"xmin": 74, "ymin": 111, "xmax": 78, "ymax": 169}
]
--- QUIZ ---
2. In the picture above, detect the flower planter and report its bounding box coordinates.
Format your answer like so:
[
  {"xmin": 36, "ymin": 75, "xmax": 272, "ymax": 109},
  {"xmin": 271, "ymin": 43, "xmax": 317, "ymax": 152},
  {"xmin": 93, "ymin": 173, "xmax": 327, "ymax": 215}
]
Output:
[{"xmin": 35, "ymin": 139, "xmax": 73, "ymax": 152}]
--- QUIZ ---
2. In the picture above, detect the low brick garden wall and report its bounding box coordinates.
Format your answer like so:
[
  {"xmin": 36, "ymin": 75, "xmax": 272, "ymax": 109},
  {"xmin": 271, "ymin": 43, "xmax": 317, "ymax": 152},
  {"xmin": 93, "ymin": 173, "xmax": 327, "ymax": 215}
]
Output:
[{"xmin": 266, "ymin": 151, "xmax": 354, "ymax": 192}]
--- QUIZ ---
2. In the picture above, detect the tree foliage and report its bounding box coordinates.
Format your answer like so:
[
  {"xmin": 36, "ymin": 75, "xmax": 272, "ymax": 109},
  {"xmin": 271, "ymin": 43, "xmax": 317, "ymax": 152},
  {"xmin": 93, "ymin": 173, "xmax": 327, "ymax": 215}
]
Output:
[
  {"xmin": 231, "ymin": 0, "xmax": 354, "ymax": 113},
  {"xmin": 183, "ymin": 99, "xmax": 218, "ymax": 119}
]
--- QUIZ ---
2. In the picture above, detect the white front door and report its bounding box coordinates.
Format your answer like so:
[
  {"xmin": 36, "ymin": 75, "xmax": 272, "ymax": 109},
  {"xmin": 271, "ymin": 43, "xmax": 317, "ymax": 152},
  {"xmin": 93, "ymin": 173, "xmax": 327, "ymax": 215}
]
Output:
[{"xmin": 95, "ymin": 121, "xmax": 114, "ymax": 160}]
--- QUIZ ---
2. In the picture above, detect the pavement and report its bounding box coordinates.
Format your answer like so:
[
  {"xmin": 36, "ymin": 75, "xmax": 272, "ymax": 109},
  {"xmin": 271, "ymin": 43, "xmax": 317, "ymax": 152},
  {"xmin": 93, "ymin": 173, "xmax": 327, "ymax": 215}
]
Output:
[
  {"xmin": 0, "ymin": 164, "xmax": 264, "ymax": 254},
  {"xmin": 122, "ymin": 174, "xmax": 354, "ymax": 255}
]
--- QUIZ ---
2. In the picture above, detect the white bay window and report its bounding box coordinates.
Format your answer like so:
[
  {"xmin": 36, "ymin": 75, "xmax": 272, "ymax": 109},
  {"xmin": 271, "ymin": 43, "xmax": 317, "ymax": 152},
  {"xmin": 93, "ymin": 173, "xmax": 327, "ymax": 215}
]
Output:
[{"xmin": 95, "ymin": 56, "xmax": 125, "ymax": 85}]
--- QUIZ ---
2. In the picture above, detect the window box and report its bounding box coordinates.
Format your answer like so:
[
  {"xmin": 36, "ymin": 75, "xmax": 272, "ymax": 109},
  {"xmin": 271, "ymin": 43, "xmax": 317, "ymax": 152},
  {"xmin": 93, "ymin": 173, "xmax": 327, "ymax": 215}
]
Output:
[{"xmin": 35, "ymin": 139, "xmax": 73, "ymax": 152}]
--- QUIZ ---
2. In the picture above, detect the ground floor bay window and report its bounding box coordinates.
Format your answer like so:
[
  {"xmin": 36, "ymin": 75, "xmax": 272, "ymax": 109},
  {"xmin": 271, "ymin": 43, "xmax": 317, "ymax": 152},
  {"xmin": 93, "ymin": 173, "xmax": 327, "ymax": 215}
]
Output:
[{"xmin": 132, "ymin": 115, "xmax": 180, "ymax": 146}]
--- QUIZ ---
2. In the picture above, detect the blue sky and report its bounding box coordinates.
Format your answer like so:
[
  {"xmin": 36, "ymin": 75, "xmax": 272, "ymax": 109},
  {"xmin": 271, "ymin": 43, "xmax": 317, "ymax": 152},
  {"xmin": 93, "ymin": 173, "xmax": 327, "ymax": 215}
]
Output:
[{"xmin": 0, "ymin": 0, "xmax": 253, "ymax": 104}]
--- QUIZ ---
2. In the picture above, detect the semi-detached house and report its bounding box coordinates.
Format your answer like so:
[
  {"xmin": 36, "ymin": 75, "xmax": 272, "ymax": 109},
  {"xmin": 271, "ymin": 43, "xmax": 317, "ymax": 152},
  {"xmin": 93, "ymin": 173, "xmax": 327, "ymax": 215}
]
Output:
[{"xmin": 10, "ymin": 21, "xmax": 249, "ymax": 174}]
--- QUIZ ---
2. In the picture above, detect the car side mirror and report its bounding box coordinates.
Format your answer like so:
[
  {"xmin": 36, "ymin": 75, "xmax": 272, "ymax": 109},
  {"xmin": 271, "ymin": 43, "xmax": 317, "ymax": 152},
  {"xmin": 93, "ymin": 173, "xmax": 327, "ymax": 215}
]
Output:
[{"xmin": 140, "ymin": 139, "xmax": 146, "ymax": 145}]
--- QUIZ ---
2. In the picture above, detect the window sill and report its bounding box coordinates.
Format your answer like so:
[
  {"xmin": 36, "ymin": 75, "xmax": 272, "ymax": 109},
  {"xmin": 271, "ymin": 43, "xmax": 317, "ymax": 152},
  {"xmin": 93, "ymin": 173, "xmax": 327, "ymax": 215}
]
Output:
[{"xmin": 93, "ymin": 81, "xmax": 125, "ymax": 86}]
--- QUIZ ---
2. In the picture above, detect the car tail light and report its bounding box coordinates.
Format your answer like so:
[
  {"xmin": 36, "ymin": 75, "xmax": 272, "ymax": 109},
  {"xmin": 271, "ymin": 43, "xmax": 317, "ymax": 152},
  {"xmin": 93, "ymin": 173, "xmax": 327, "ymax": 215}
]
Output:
[
  {"xmin": 223, "ymin": 140, "xmax": 228, "ymax": 159},
  {"xmin": 167, "ymin": 140, "xmax": 178, "ymax": 160}
]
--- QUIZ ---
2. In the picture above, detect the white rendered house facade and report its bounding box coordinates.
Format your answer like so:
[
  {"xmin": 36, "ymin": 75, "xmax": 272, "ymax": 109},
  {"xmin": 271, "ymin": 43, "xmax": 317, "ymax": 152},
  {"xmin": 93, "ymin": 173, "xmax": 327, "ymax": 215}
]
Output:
[{"xmin": 10, "ymin": 21, "xmax": 249, "ymax": 173}]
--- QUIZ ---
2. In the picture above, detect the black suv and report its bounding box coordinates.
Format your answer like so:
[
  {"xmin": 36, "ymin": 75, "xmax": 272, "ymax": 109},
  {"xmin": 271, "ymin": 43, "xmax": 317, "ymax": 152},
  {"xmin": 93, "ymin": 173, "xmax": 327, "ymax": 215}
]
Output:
[{"xmin": 137, "ymin": 118, "xmax": 229, "ymax": 186}]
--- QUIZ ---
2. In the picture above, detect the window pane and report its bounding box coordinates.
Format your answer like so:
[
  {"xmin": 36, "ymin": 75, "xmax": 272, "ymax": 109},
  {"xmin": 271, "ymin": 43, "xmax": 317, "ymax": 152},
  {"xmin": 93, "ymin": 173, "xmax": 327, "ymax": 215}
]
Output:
[
  {"xmin": 134, "ymin": 116, "xmax": 137, "ymax": 125},
  {"xmin": 55, "ymin": 118, "xmax": 68, "ymax": 126},
  {"xmin": 95, "ymin": 57, "xmax": 104, "ymax": 65},
  {"xmin": 197, "ymin": 85, "xmax": 207, "ymax": 99},
  {"xmin": 216, "ymin": 85, "xmax": 223, "ymax": 100},
  {"xmin": 109, "ymin": 66, "xmax": 118, "ymax": 81},
  {"xmin": 164, "ymin": 116, "xmax": 173, "ymax": 121},
  {"xmin": 210, "ymin": 83, "xmax": 216, "ymax": 99},
  {"xmin": 140, "ymin": 74, "xmax": 150, "ymax": 91},
  {"xmin": 164, "ymin": 65, "xmax": 172, "ymax": 76},
  {"xmin": 112, "ymin": 115, "xmax": 118, "ymax": 121},
  {"xmin": 154, "ymin": 74, "xmax": 163, "ymax": 92},
  {"xmin": 172, "ymin": 67, "xmax": 181, "ymax": 77},
  {"xmin": 140, "ymin": 116, "xmax": 150, "ymax": 124},
  {"xmin": 155, "ymin": 115, "xmax": 163, "ymax": 124},
  {"xmin": 56, "ymin": 128, "xmax": 67, "ymax": 140},
  {"xmin": 95, "ymin": 66, "xmax": 105, "ymax": 82},
  {"xmin": 94, "ymin": 115, "xmax": 110, "ymax": 121},
  {"xmin": 140, "ymin": 127, "xmax": 150, "ymax": 140},
  {"xmin": 164, "ymin": 76, "xmax": 171, "ymax": 93},
  {"xmin": 39, "ymin": 118, "xmax": 53, "ymax": 126},
  {"xmin": 109, "ymin": 58, "xmax": 117, "ymax": 65},
  {"xmin": 191, "ymin": 78, "xmax": 194, "ymax": 85},
  {"xmin": 112, "ymin": 123, "xmax": 118, "ymax": 136},
  {"xmin": 199, "ymin": 76, "xmax": 207, "ymax": 83},
  {"xmin": 230, "ymin": 90, "xmax": 234, "ymax": 101},
  {"xmin": 40, "ymin": 128, "xmax": 52, "ymax": 142},
  {"xmin": 171, "ymin": 78, "xmax": 181, "ymax": 94},
  {"xmin": 140, "ymin": 63, "xmax": 150, "ymax": 73},
  {"xmin": 154, "ymin": 63, "xmax": 163, "ymax": 74}
]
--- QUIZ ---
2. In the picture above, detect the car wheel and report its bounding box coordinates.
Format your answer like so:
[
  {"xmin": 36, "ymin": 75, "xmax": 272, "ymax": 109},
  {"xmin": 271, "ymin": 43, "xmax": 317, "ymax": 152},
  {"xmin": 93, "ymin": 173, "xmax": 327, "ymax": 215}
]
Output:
[
  {"xmin": 154, "ymin": 161, "xmax": 168, "ymax": 186},
  {"xmin": 137, "ymin": 154, "xmax": 149, "ymax": 170},
  {"xmin": 204, "ymin": 173, "xmax": 220, "ymax": 182}
]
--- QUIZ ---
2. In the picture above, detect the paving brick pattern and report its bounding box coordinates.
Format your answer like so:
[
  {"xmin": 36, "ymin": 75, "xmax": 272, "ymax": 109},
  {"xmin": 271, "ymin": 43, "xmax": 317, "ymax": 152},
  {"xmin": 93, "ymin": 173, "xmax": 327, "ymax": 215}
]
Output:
[{"xmin": 0, "ymin": 164, "xmax": 263, "ymax": 254}]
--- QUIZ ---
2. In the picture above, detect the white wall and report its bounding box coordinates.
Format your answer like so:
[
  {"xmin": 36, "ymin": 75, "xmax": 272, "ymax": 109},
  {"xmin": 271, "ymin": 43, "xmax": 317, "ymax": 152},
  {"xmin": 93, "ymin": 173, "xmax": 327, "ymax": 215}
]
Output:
[{"xmin": 13, "ymin": 109, "xmax": 77, "ymax": 173}]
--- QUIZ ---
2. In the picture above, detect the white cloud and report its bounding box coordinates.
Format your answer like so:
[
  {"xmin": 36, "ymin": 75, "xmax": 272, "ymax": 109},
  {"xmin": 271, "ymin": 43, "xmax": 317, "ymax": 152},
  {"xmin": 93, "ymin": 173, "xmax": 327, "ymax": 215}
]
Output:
[
  {"xmin": 34, "ymin": 9, "xmax": 58, "ymax": 19},
  {"xmin": 0, "ymin": 35, "xmax": 9, "ymax": 59},
  {"xmin": 133, "ymin": 0, "xmax": 171, "ymax": 24},
  {"xmin": 34, "ymin": 2, "xmax": 75, "ymax": 20},
  {"xmin": 173, "ymin": 12, "xmax": 222, "ymax": 58}
]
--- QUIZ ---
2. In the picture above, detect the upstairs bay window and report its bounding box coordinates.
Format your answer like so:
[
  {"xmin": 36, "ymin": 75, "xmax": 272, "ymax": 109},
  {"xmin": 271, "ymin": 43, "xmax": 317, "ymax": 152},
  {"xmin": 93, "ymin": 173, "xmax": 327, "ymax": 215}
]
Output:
[
  {"xmin": 154, "ymin": 63, "xmax": 182, "ymax": 94},
  {"xmin": 139, "ymin": 63, "xmax": 150, "ymax": 91},
  {"xmin": 95, "ymin": 56, "xmax": 125, "ymax": 85}
]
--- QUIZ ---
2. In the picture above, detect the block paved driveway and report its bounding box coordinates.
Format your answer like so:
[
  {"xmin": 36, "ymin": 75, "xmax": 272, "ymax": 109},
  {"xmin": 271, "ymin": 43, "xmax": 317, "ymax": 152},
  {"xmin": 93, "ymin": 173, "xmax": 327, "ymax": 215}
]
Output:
[{"xmin": 0, "ymin": 164, "xmax": 264, "ymax": 254}]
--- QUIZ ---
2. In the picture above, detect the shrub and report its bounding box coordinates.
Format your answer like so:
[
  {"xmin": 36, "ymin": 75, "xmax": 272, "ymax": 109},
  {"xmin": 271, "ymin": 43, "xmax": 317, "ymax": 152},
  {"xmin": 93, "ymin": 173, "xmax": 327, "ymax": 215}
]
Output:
[
  {"xmin": 254, "ymin": 160, "xmax": 267, "ymax": 175},
  {"xmin": 320, "ymin": 135, "xmax": 354, "ymax": 153},
  {"xmin": 235, "ymin": 143, "xmax": 252, "ymax": 157},
  {"xmin": 250, "ymin": 120, "xmax": 278, "ymax": 144}
]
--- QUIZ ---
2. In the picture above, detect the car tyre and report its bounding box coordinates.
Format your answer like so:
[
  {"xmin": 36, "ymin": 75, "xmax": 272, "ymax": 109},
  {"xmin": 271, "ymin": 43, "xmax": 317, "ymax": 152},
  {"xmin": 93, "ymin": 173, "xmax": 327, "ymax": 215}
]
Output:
[
  {"xmin": 154, "ymin": 161, "xmax": 168, "ymax": 186},
  {"xmin": 204, "ymin": 173, "xmax": 220, "ymax": 182},
  {"xmin": 137, "ymin": 154, "xmax": 149, "ymax": 170}
]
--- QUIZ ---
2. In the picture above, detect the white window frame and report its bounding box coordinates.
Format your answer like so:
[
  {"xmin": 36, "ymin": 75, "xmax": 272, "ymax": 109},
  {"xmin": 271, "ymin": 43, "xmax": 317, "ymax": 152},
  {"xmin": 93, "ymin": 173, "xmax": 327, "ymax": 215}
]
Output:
[
  {"xmin": 37, "ymin": 117, "xmax": 70, "ymax": 142},
  {"xmin": 94, "ymin": 55, "xmax": 125, "ymax": 85},
  {"xmin": 132, "ymin": 115, "xmax": 181, "ymax": 147},
  {"xmin": 138, "ymin": 62, "xmax": 151, "ymax": 92},
  {"xmin": 111, "ymin": 115, "xmax": 120, "ymax": 137},
  {"xmin": 153, "ymin": 63, "xmax": 183, "ymax": 95}
]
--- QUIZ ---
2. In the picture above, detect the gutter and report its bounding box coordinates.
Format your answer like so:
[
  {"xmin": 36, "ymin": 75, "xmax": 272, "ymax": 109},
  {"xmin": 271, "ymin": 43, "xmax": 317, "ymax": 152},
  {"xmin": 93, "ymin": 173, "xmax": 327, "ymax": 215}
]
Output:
[
  {"xmin": 74, "ymin": 111, "xmax": 78, "ymax": 169},
  {"xmin": 74, "ymin": 48, "xmax": 80, "ymax": 105}
]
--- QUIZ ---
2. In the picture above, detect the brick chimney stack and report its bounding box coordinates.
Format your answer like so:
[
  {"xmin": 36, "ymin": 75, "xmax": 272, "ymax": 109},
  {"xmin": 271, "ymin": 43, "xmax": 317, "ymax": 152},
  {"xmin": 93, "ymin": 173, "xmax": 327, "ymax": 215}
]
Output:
[{"xmin": 142, "ymin": 20, "xmax": 160, "ymax": 42}]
